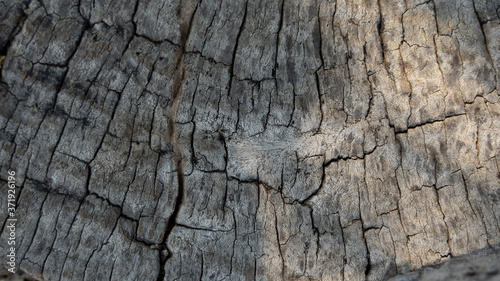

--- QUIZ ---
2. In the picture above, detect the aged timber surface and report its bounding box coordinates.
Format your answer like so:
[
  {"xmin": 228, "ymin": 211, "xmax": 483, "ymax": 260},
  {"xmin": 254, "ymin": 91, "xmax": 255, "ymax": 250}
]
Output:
[{"xmin": 0, "ymin": 0, "xmax": 499, "ymax": 280}]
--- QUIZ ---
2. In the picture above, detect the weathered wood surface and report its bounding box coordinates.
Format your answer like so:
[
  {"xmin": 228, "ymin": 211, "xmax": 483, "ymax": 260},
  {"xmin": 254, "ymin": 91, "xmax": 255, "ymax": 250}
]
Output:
[
  {"xmin": 388, "ymin": 247, "xmax": 500, "ymax": 281},
  {"xmin": 0, "ymin": 0, "xmax": 499, "ymax": 280}
]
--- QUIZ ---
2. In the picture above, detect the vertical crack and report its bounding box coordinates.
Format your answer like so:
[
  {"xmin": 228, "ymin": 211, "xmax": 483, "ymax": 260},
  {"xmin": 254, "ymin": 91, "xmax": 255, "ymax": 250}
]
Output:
[
  {"xmin": 317, "ymin": 5, "xmax": 325, "ymax": 69},
  {"xmin": 339, "ymin": 215, "xmax": 346, "ymax": 281},
  {"xmin": 471, "ymin": 0, "xmax": 499, "ymax": 88},
  {"xmin": 432, "ymin": 185, "xmax": 452, "ymax": 257},
  {"xmin": 274, "ymin": 0, "xmax": 285, "ymax": 78},
  {"xmin": 314, "ymin": 71, "xmax": 324, "ymax": 134},
  {"xmin": 227, "ymin": 0, "xmax": 247, "ymax": 94},
  {"xmin": 18, "ymin": 189, "xmax": 49, "ymax": 267},
  {"xmin": 273, "ymin": 202, "xmax": 285, "ymax": 277},
  {"xmin": 376, "ymin": 0, "xmax": 391, "ymax": 76},
  {"xmin": 156, "ymin": 2, "xmax": 199, "ymax": 281}
]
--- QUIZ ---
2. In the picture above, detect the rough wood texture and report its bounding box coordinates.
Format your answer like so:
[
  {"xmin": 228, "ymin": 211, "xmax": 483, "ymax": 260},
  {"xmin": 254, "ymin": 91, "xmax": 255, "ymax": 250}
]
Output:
[
  {"xmin": 388, "ymin": 247, "xmax": 500, "ymax": 281},
  {"xmin": 1, "ymin": 0, "xmax": 499, "ymax": 280}
]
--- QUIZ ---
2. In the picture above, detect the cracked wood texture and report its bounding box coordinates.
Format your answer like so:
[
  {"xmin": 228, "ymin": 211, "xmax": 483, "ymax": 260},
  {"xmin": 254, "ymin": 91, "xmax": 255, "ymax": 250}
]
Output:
[{"xmin": 1, "ymin": 0, "xmax": 500, "ymax": 280}]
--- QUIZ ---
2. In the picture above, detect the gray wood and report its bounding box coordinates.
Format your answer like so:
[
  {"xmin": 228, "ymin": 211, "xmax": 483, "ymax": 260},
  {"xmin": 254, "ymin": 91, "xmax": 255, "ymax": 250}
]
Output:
[{"xmin": 1, "ymin": 0, "xmax": 499, "ymax": 280}]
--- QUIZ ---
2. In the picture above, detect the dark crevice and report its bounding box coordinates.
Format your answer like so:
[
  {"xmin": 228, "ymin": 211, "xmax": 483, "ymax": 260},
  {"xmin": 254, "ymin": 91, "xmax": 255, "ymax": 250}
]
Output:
[
  {"xmin": 300, "ymin": 159, "xmax": 326, "ymax": 204},
  {"xmin": 395, "ymin": 112, "xmax": 467, "ymax": 135},
  {"xmin": 157, "ymin": 2, "xmax": 198, "ymax": 281},
  {"xmin": 272, "ymin": 202, "xmax": 285, "ymax": 277},
  {"xmin": 39, "ymin": 196, "xmax": 66, "ymax": 279},
  {"xmin": 363, "ymin": 232, "xmax": 373, "ymax": 280},
  {"xmin": 317, "ymin": 6, "xmax": 325, "ymax": 69},
  {"xmin": 314, "ymin": 70, "xmax": 324, "ymax": 134},
  {"xmin": 23, "ymin": 174, "xmax": 85, "ymax": 202},
  {"xmin": 227, "ymin": 0, "xmax": 247, "ymax": 97},
  {"xmin": 432, "ymin": 184, "xmax": 452, "ymax": 256},
  {"xmin": 176, "ymin": 223, "xmax": 233, "ymax": 233},
  {"xmin": 275, "ymin": 0, "xmax": 285, "ymax": 76},
  {"xmin": 0, "ymin": 1, "xmax": 29, "ymax": 58},
  {"xmin": 85, "ymin": 192, "xmax": 138, "ymax": 223},
  {"xmin": 471, "ymin": 0, "xmax": 499, "ymax": 88},
  {"xmin": 18, "ymin": 191, "xmax": 49, "ymax": 267}
]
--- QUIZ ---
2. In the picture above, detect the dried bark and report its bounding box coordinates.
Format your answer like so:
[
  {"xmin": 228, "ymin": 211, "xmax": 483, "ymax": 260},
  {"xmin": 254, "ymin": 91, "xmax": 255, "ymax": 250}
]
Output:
[{"xmin": 0, "ymin": 0, "xmax": 499, "ymax": 280}]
